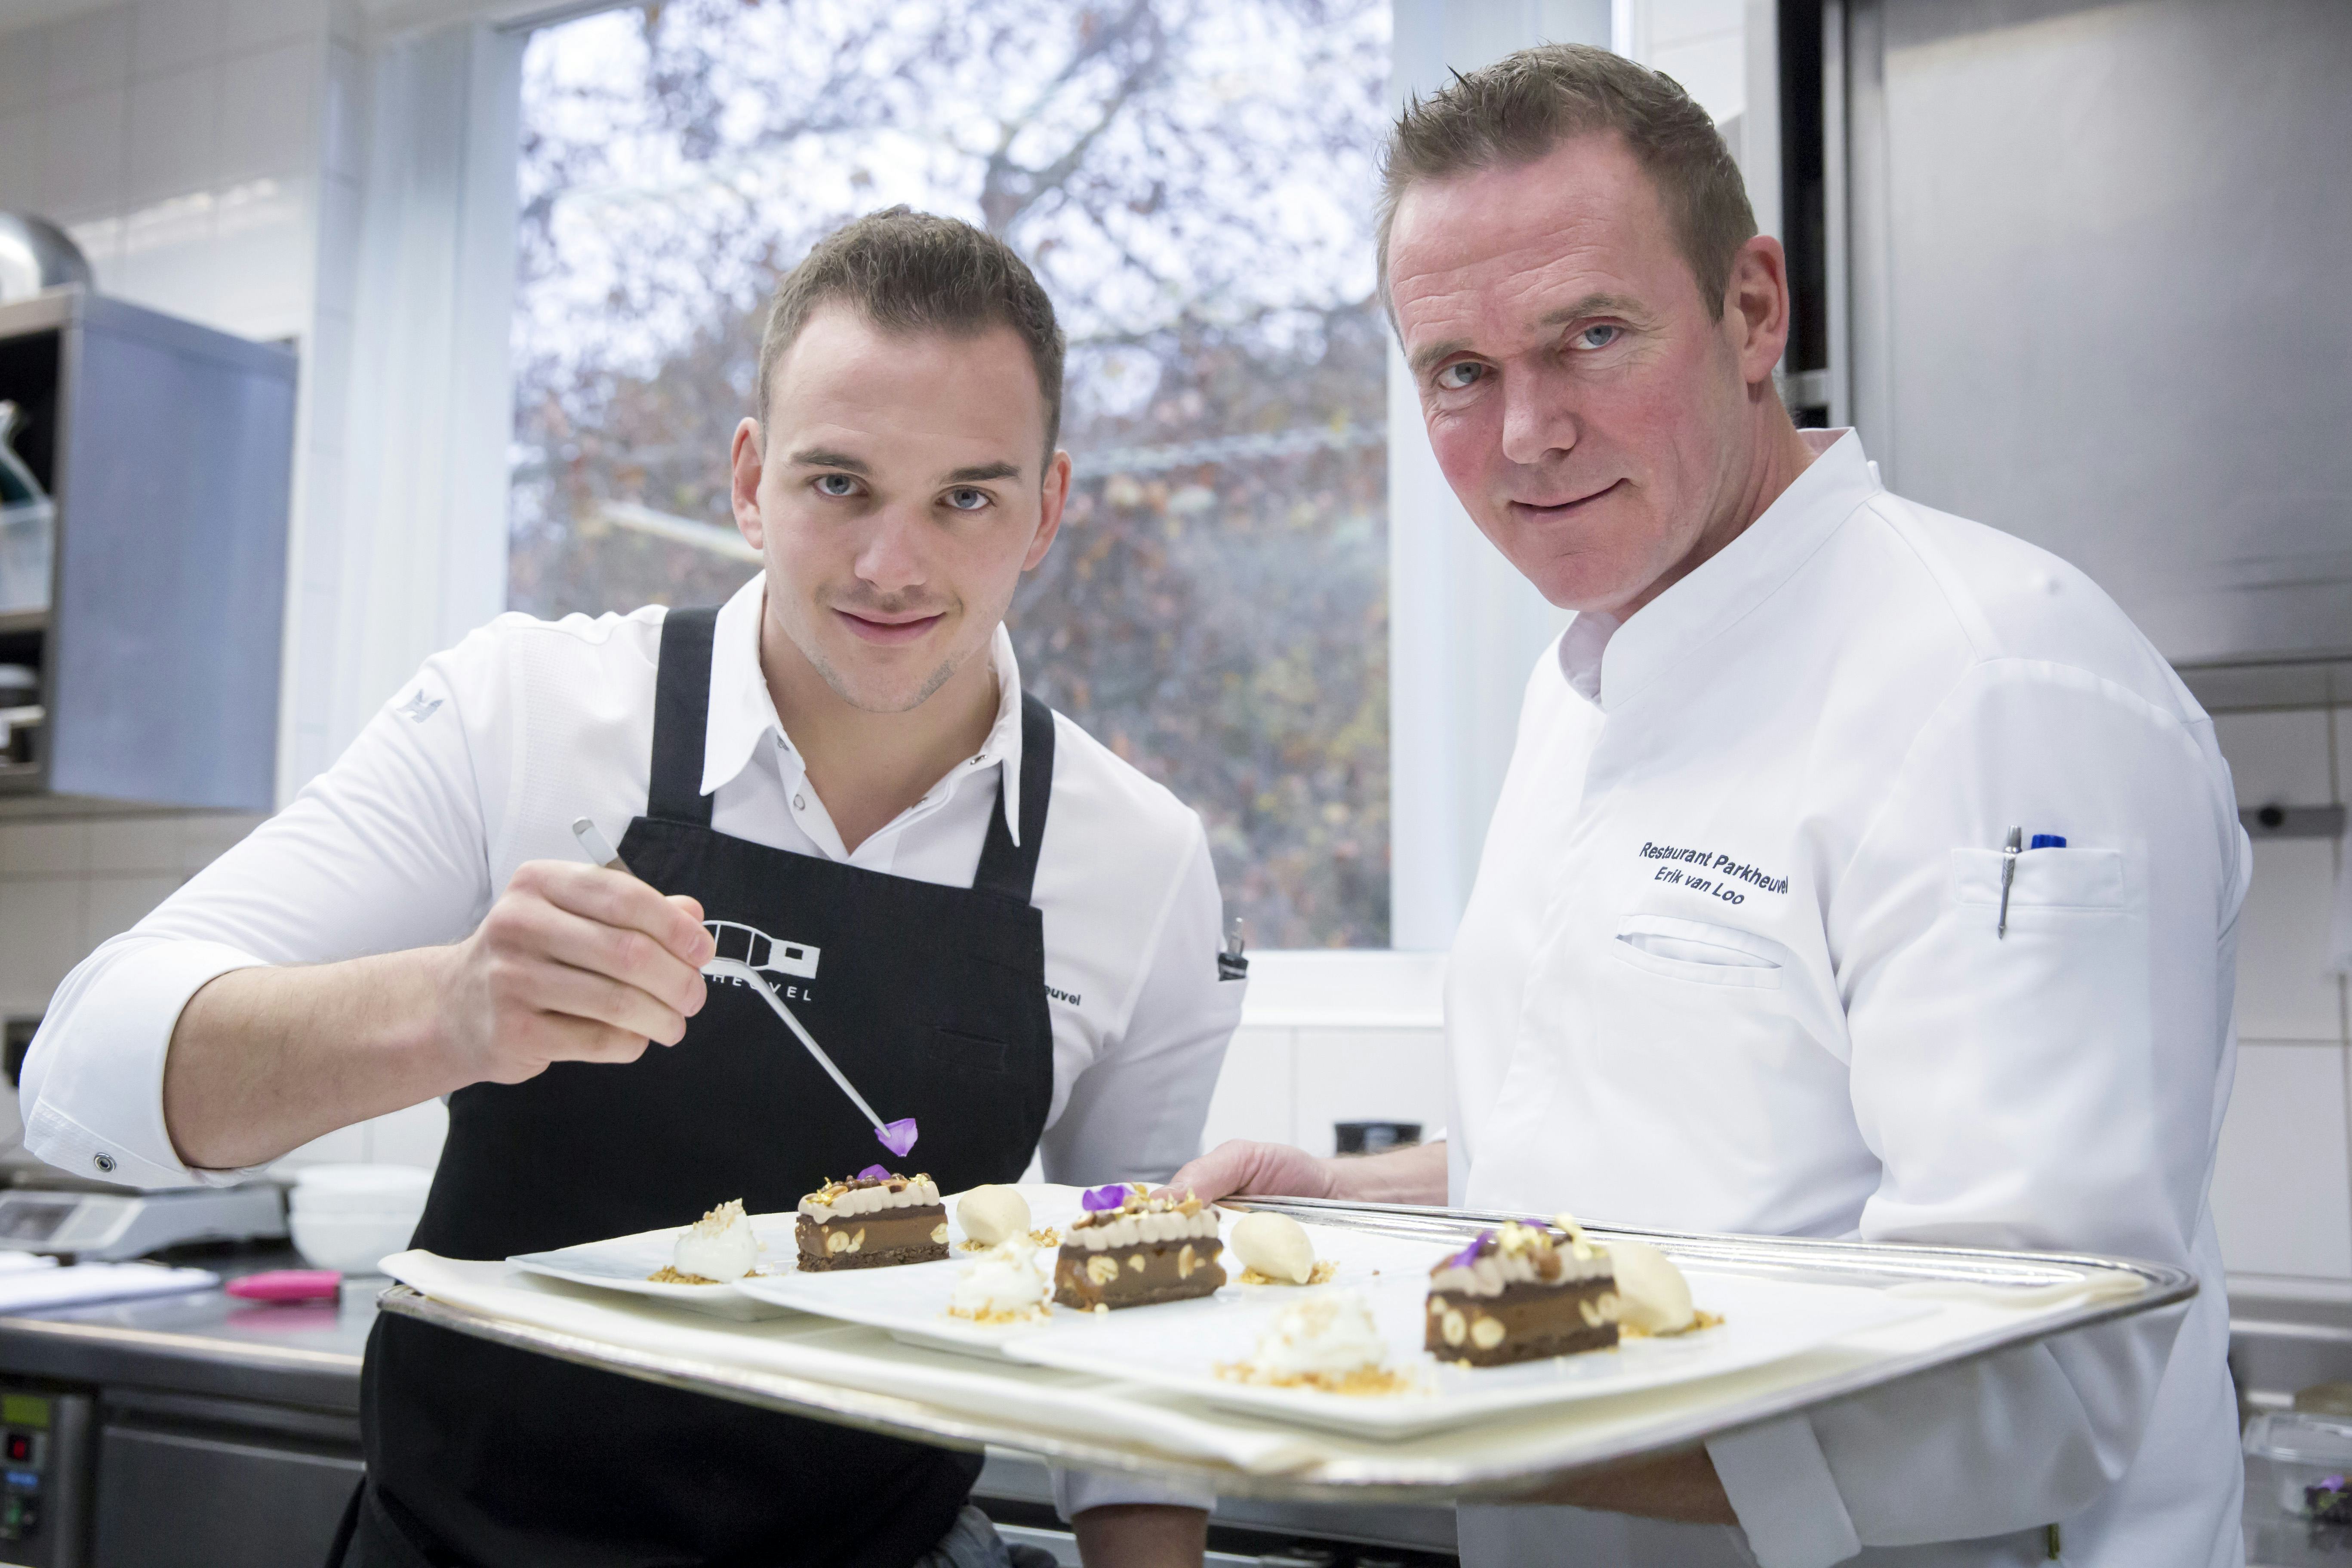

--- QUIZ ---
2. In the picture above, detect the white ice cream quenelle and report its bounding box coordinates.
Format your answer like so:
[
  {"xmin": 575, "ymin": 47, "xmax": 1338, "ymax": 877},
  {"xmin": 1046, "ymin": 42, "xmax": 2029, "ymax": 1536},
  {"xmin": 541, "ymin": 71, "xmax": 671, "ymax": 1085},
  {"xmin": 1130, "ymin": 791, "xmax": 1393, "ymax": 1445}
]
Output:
[
  {"xmin": 1231, "ymin": 1211, "xmax": 1318, "ymax": 1284},
  {"xmin": 1605, "ymin": 1240, "xmax": 1695, "ymax": 1333},
  {"xmin": 1248, "ymin": 1289, "xmax": 1389, "ymax": 1380},
  {"xmin": 673, "ymin": 1198, "xmax": 758, "ymax": 1282},
  {"xmin": 956, "ymin": 1185, "xmax": 1031, "ymax": 1248},
  {"xmin": 949, "ymin": 1240, "xmax": 1051, "ymax": 1320}
]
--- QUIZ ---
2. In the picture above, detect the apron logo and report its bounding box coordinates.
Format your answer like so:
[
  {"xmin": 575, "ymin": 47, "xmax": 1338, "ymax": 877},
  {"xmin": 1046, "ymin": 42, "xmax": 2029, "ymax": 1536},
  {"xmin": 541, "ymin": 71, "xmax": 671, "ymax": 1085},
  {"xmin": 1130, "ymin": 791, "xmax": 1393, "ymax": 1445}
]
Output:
[
  {"xmin": 705, "ymin": 919, "xmax": 820, "ymax": 1000},
  {"xmin": 1639, "ymin": 841, "xmax": 1789, "ymax": 906}
]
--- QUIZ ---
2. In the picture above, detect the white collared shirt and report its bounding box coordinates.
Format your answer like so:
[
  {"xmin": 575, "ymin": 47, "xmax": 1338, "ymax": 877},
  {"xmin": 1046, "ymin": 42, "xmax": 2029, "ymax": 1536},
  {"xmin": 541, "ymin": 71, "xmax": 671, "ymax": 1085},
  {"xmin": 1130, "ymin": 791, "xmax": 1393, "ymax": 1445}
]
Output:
[
  {"xmin": 21, "ymin": 574, "xmax": 1247, "ymax": 1198},
  {"xmin": 1449, "ymin": 431, "xmax": 2247, "ymax": 1568}
]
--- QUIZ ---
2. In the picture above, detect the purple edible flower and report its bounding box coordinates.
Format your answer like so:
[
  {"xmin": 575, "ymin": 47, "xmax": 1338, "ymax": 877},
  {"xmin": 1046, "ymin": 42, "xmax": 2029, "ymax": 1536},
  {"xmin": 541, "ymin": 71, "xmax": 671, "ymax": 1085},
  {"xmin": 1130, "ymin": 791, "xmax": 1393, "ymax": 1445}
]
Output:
[
  {"xmin": 856, "ymin": 1164, "xmax": 893, "ymax": 1181},
  {"xmin": 1446, "ymin": 1230, "xmax": 1494, "ymax": 1269},
  {"xmin": 876, "ymin": 1118, "xmax": 919, "ymax": 1157},
  {"xmin": 1081, "ymin": 1183, "xmax": 1131, "ymax": 1212}
]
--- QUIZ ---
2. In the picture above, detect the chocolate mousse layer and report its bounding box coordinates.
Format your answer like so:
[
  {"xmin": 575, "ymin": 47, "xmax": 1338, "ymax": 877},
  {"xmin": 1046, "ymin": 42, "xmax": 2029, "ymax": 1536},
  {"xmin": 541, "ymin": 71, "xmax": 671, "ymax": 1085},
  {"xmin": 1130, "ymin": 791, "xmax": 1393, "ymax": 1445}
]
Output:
[
  {"xmin": 795, "ymin": 1207, "xmax": 948, "ymax": 1271},
  {"xmin": 1425, "ymin": 1277, "xmax": 1619, "ymax": 1366},
  {"xmin": 1053, "ymin": 1236, "xmax": 1226, "ymax": 1310}
]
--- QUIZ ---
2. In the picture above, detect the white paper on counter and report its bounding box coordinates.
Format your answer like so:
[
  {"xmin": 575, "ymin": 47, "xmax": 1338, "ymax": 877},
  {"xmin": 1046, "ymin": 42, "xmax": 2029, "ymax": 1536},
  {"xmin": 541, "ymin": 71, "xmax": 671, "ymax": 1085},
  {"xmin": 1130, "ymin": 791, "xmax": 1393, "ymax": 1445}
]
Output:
[{"xmin": 0, "ymin": 1261, "xmax": 217, "ymax": 1311}]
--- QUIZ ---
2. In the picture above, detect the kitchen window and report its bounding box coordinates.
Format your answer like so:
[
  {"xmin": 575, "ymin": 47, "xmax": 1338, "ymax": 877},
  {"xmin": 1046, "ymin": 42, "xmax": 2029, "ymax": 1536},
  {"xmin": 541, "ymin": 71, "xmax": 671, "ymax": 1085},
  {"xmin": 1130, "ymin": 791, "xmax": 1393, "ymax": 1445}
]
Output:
[{"xmin": 507, "ymin": 0, "xmax": 1393, "ymax": 949}]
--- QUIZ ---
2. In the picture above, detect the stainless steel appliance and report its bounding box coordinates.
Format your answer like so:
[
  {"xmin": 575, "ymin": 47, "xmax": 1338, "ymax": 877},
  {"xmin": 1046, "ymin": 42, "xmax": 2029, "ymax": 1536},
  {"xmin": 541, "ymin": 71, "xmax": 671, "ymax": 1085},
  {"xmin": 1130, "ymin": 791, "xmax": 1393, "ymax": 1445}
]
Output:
[
  {"xmin": 0, "ymin": 1186, "xmax": 283, "ymax": 1263},
  {"xmin": 1780, "ymin": 0, "xmax": 2352, "ymax": 705}
]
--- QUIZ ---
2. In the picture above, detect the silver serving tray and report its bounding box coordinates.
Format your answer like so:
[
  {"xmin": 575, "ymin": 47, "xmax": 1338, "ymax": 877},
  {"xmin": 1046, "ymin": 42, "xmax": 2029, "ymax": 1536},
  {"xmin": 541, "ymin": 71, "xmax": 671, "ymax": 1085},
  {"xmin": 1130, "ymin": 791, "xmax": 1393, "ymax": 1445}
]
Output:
[{"xmin": 377, "ymin": 1196, "xmax": 2196, "ymax": 1502}]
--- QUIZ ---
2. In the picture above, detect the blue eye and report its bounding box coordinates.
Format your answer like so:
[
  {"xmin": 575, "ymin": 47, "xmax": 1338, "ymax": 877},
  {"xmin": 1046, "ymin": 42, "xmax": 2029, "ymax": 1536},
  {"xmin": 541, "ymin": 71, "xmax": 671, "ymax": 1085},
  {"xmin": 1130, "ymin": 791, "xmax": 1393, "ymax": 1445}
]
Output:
[
  {"xmin": 814, "ymin": 474, "xmax": 857, "ymax": 497},
  {"xmin": 944, "ymin": 488, "xmax": 990, "ymax": 512},
  {"xmin": 1436, "ymin": 361, "xmax": 1484, "ymax": 390},
  {"xmin": 1576, "ymin": 324, "xmax": 1620, "ymax": 350}
]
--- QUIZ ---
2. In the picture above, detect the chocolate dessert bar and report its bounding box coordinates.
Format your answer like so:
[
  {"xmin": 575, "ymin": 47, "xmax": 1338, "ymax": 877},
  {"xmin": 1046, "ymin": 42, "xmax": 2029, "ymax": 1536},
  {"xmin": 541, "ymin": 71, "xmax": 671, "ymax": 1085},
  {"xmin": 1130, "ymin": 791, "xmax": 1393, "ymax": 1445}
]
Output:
[
  {"xmin": 1052, "ymin": 1186, "xmax": 1225, "ymax": 1310},
  {"xmin": 794, "ymin": 1169, "xmax": 947, "ymax": 1271},
  {"xmin": 1425, "ymin": 1219, "xmax": 1619, "ymax": 1366}
]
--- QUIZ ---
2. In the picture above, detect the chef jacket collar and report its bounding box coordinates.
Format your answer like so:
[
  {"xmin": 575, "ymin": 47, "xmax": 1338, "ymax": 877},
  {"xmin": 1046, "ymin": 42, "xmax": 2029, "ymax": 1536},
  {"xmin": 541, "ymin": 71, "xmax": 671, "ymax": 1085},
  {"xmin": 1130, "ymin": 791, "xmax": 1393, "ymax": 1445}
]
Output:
[
  {"xmin": 1561, "ymin": 428, "xmax": 1880, "ymax": 711},
  {"xmin": 702, "ymin": 574, "xmax": 1029, "ymax": 844}
]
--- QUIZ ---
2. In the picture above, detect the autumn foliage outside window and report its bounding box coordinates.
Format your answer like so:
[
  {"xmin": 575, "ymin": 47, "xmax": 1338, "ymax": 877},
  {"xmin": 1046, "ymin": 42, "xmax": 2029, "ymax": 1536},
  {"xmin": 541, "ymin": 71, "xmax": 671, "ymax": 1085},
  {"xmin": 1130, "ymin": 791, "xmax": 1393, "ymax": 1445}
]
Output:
[{"xmin": 509, "ymin": 0, "xmax": 1391, "ymax": 946}]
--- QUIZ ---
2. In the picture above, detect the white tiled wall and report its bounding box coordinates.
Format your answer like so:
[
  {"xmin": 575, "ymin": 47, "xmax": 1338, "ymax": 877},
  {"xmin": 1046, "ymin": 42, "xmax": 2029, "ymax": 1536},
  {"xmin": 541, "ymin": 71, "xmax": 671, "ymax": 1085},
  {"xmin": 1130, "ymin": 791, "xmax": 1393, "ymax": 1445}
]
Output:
[{"xmin": 2211, "ymin": 706, "xmax": 2352, "ymax": 1297}]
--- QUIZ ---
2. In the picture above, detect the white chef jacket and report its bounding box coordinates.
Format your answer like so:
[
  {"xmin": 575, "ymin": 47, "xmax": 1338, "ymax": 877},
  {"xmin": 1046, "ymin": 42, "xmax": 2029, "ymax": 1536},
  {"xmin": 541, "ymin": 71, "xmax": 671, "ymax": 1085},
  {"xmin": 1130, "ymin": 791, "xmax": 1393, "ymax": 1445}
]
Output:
[{"xmin": 1448, "ymin": 431, "xmax": 2246, "ymax": 1568}]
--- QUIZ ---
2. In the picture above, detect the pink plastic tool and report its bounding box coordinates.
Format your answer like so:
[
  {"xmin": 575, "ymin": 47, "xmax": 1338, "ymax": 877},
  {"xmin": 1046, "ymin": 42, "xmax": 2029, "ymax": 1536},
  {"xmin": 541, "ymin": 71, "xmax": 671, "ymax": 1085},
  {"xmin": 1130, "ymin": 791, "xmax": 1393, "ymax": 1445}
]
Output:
[{"xmin": 226, "ymin": 1269, "xmax": 342, "ymax": 1303}]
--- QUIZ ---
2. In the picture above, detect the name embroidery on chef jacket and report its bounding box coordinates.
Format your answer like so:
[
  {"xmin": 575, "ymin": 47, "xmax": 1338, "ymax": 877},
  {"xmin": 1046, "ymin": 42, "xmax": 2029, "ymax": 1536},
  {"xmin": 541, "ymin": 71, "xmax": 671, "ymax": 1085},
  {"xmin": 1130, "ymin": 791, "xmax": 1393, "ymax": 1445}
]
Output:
[{"xmin": 1638, "ymin": 840, "xmax": 1789, "ymax": 907}]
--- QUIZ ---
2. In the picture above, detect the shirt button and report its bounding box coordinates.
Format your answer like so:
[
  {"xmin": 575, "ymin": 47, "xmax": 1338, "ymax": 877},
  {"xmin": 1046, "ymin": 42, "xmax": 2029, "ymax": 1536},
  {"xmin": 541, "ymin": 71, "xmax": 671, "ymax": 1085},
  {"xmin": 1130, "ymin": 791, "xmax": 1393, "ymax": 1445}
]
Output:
[
  {"xmin": 970, "ymin": 757, "xmax": 983, "ymax": 767},
  {"xmin": 793, "ymin": 794, "xmax": 805, "ymax": 811},
  {"xmin": 93, "ymin": 1153, "xmax": 115, "ymax": 1174}
]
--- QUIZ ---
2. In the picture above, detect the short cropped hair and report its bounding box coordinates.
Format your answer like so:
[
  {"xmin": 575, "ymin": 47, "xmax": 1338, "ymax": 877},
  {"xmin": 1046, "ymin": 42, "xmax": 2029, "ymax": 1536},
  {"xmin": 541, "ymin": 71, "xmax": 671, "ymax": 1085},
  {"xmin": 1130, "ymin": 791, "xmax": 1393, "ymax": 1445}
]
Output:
[
  {"xmin": 756, "ymin": 207, "xmax": 1067, "ymax": 461},
  {"xmin": 1377, "ymin": 43, "xmax": 1756, "ymax": 320}
]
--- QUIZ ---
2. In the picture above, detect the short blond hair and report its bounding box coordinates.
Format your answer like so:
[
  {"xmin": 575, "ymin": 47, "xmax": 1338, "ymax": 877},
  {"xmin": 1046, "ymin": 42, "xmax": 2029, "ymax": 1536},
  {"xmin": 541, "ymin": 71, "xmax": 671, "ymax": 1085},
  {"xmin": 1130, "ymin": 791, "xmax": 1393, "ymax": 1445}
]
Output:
[{"xmin": 1377, "ymin": 43, "xmax": 1756, "ymax": 319}]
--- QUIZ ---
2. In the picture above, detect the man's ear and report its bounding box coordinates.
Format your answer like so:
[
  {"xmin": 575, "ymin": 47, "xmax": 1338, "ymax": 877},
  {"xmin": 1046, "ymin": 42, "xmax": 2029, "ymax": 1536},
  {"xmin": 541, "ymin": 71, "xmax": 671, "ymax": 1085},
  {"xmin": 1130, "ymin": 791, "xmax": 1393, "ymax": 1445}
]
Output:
[
  {"xmin": 1724, "ymin": 235, "xmax": 1792, "ymax": 389},
  {"xmin": 1025, "ymin": 450, "xmax": 1073, "ymax": 571},
  {"xmin": 730, "ymin": 418, "xmax": 767, "ymax": 551}
]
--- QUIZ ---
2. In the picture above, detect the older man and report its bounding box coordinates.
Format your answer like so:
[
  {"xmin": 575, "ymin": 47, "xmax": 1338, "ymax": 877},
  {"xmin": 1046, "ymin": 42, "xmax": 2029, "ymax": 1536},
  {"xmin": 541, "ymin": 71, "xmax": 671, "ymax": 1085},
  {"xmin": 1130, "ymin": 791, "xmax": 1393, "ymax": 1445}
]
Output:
[{"xmin": 1176, "ymin": 44, "xmax": 2245, "ymax": 1568}]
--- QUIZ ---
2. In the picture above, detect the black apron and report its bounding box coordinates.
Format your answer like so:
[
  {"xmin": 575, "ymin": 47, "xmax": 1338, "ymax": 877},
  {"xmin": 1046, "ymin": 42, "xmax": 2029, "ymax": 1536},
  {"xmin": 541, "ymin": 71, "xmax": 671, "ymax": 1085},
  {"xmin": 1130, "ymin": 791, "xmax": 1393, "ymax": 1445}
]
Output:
[{"xmin": 342, "ymin": 606, "xmax": 1059, "ymax": 1568}]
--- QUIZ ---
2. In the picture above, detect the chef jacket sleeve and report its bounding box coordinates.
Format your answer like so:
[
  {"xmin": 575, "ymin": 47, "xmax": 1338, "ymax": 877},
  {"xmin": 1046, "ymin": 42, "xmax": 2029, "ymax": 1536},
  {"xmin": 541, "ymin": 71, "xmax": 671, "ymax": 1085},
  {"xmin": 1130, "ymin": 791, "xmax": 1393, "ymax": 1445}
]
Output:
[
  {"xmin": 1037, "ymin": 818, "xmax": 1243, "ymax": 1189},
  {"xmin": 1706, "ymin": 659, "xmax": 2245, "ymax": 1566},
  {"xmin": 19, "ymin": 634, "xmax": 503, "ymax": 1189}
]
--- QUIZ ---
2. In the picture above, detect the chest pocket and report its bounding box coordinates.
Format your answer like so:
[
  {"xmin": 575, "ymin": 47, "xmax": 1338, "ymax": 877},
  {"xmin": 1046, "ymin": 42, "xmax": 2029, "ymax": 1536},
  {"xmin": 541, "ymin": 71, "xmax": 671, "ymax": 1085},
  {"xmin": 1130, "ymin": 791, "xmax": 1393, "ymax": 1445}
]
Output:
[
  {"xmin": 1949, "ymin": 846, "xmax": 2129, "ymax": 910},
  {"xmin": 1611, "ymin": 913, "xmax": 1785, "ymax": 989}
]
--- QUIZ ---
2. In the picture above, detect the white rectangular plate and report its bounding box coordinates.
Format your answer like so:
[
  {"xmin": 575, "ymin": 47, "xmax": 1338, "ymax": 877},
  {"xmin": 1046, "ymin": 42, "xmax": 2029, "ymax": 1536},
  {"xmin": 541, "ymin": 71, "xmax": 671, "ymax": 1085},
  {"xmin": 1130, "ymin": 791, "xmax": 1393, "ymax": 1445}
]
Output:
[
  {"xmin": 1005, "ymin": 1229, "xmax": 1928, "ymax": 1438},
  {"xmin": 733, "ymin": 1183, "xmax": 1090, "ymax": 1352},
  {"xmin": 509, "ymin": 1214, "xmax": 807, "ymax": 1321}
]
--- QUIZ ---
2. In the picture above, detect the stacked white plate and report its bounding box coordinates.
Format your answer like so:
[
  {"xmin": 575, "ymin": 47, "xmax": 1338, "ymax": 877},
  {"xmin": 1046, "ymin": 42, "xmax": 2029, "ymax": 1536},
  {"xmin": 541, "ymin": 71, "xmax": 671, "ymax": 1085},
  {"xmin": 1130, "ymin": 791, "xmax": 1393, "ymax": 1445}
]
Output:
[{"xmin": 289, "ymin": 1164, "xmax": 433, "ymax": 1274}]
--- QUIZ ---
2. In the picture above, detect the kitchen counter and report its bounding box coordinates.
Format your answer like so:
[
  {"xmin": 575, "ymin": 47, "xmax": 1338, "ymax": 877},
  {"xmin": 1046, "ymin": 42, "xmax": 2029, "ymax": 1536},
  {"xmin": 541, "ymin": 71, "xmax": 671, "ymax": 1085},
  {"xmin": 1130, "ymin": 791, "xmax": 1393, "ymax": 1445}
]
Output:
[{"xmin": 0, "ymin": 1244, "xmax": 371, "ymax": 1414}]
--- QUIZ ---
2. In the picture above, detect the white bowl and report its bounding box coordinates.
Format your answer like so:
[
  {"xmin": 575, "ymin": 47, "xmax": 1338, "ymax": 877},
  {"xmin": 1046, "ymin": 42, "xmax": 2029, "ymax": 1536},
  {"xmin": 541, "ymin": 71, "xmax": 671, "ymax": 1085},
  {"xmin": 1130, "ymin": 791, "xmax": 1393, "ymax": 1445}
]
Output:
[
  {"xmin": 289, "ymin": 1164, "xmax": 434, "ymax": 1217},
  {"xmin": 289, "ymin": 1208, "xmax": 423, "ymax": 1274}
]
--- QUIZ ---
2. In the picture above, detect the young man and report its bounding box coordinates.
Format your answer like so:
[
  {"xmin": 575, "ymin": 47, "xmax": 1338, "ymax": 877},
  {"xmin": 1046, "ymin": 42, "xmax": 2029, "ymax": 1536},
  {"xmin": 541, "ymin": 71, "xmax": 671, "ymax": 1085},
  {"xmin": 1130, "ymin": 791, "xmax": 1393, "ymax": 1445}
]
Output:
[
  {"xmin": 25, "ymin": 209, "xmax": 1235, "ymax": 1567},
  {"xmin": 1176, "ymin": 45, "xmax": 2243, "ymax": 1568}
]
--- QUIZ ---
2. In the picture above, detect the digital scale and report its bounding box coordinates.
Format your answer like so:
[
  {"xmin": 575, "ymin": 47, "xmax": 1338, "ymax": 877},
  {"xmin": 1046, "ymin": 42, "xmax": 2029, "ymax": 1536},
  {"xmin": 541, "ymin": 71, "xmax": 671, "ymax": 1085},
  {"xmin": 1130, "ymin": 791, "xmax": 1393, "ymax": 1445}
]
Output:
[{"xmin": 0, "ymin": 1183, "xmax": 285, "ymax": 1261}]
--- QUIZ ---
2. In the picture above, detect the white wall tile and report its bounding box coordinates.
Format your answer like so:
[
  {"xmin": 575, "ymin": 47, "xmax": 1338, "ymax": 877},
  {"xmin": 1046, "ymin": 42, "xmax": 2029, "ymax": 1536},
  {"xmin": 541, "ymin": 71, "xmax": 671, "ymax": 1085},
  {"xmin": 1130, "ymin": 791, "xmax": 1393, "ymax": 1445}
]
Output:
[
  {"xmin": 311, "ymin": 169, "xmax": 357, "ymax": 318},
  {"xmin": 126, "ymin": 63, "xmax": 219, "ymax": 206},
  {"xmin": 1291, "ymin": 1027, "xmax": 1449, "ymax": 1157},
  {"xmin": 219, "ymin": 39, "xmax": 317, "ymax": 185},
  {"xmin": 210, "ymin": 171, "xmax": 313, "ymax": 339},
  {"xmin": 321, "ymin": 36, "xmax": 360, "ymax": 181},
  {"xmin": 2214, "ymin": 1041, "xmax": 2352, "ymax": 1278},
  {"xmin": 2215, "ymin": 709, "xmax": 2336, "ymax": 811},
  {"xmin": 0, "ymin": 820, "xmax": 87, "ymax": 878},
  {"xmin": 368, "ymin": 1099, "xmax": 446, "ymax": 1170},
  {"xmin": 222, "ymin": 0, "xmax": 323, "ymax": 55},
  {"xmin": 116, "ymin": 191, "xmax": 219, "ymax": 322},
  {"xmin": 1650, "ymin": 33, "xmax": 1745, "ymax": 124},
  {"xmin": 1198, "ymin": 1024, "xmax": 1294, "ymax": 1155},
  {"xmin": 38, "ymin": 86, "xmax": 125, "ymax": 219},
  {"xmin": 0, "ymin": 110, "xmax": 40, "ymax": 209},
  {"xmin": 1644, "ymin": 0, "xmax": 1746, "ymax": 48},
  {"xmin": 2331, "ymin": 708, "xmax": 2352, "ymax": 803},
  {"xmin": 0, "ymin": 31, "xmax": 48, "ymax": 118},
  {"xmin": 45, "ymin": 5, "xmax": 131, "ymax": 100},
  {"xmin": 87, "ymin": 812, "xmax": 182, "ymax": 874},
  {"xmin": 83, "ymin": 872, "xmax": 179, "ymax": 947},
  {"xmin": 0, "ymin": 878, "xmax": 86, "ymax": 1012},
  {"xmin": 132, "ymin": 0, "xmax": 224, "ymax": 79},
  {"xmin": 304, "ymin": 308, "xmax": 351, "ymax": 458},
  {"xmin": 2234, "ymin": 839, "xmax": 2346, "ymax": 1042}
]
